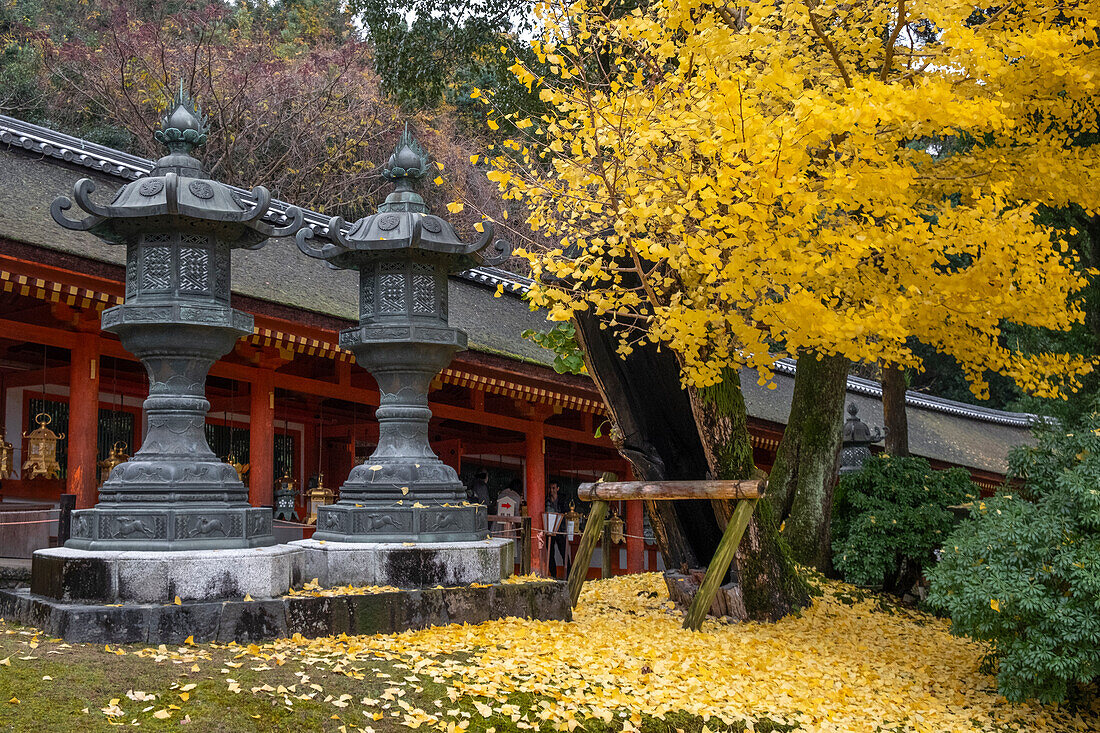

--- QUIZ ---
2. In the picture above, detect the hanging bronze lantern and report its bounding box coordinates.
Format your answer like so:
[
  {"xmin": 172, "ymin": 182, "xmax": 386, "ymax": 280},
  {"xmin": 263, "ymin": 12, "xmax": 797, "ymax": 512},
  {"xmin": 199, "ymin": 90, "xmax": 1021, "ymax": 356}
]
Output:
[
  {"xmin": 307, "ymin": 473, "xmax": 335, "ymax": 525},
  {"xmin": 22, "ymin": 413, "xmax": 65, "ymax": 480},
  {"xmin": 0, "ymin": 428, "xmax": 14, "ymax": 479},
  {"xmin": 225, "ymin": 453, "xmax": 250, "ymax": 483},
  {"xmin": 607, "ymin": 509, "xmax": 625, "ymax": 544},
  {"xmin": 274, "ymin": 469, "xmax": 299, "ymax": 521},
  {"xmin": 97, "ymin": 441, "xmax": 130, "ymax": 486},
  {"xmin": 563, "ymin": 502, "xmax": 582, "ymax": 542}
]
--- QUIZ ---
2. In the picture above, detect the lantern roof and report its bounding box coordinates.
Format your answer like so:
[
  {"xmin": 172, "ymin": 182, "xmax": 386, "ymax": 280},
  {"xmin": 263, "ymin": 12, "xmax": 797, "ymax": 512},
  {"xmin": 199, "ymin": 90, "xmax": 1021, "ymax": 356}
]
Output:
[
  {"xmin": 296, "ymin": 123, "xmax": 510, "ymax": 271},
  {"xmin": 49, "ymin": 83, "xmax": 303, "ymax": 247},
  {"xmin": 842, "ymin": 402, "xmax": 884, "ymax": 445}
]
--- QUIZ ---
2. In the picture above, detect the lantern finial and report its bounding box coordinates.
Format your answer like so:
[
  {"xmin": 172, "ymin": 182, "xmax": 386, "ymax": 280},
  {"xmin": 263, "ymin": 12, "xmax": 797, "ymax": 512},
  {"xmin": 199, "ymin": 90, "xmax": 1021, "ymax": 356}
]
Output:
[
  {"xmin": 154, "ymin": 81, "xmax": 209, "ymax": 156},
  {"xmin": 382, "ymin": 122, "xmax": 429, "ymax": 185}
]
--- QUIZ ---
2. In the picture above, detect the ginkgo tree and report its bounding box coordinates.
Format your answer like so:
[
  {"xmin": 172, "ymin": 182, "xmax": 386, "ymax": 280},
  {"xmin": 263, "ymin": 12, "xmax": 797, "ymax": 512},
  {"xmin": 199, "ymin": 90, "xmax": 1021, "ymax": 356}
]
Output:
[{"xmin": 468, "ymin": 0, "xmax": 1099, "ymax": 613}]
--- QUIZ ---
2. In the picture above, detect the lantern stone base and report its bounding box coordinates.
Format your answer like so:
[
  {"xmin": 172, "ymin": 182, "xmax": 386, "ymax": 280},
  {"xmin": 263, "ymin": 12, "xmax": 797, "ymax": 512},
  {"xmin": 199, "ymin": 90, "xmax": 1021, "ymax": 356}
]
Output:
[
  {"xmin": 290, "ymin": 537, "xmax": 514, "ymax": 588},
  {"xmin": 311, "ymin": 501, "xmax": 487, "ymax": 543},
  {"xmin": 0, "ymin": 578, "xmax": 569, "ymax": 644},
  {"xmin": 28, "ymin": 545, "xmax": 303, "ymax": 604},
  {"xmin": 0, "ymin": 576, "xmax": 567, "ymax": 638}
]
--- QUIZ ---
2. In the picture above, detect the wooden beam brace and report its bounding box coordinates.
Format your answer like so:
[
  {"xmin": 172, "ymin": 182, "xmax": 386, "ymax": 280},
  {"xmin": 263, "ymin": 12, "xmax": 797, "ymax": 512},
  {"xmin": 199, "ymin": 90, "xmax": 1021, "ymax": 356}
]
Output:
[
  {"xmin": 683, "ymin": 498, "xmax": 758, "ymax": 631},
  {"xmin": 578, "ymin": 480, "xmax": 765, "ymax": 502},
  {"xmin": 566, "ymin": 499, "xmax": 608, "ymax": 608}
]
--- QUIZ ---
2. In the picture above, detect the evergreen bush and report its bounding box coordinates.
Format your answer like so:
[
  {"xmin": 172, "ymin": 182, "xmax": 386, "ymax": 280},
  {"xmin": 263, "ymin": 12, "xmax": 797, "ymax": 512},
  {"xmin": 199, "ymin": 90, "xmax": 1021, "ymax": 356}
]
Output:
[
  {"xmin": 928, "ymin": 418, "xmax": 1100, "ymax": 702},
  {"xmin": 832, "ymin": 455, "xmax": 977, "ymax": 593}
]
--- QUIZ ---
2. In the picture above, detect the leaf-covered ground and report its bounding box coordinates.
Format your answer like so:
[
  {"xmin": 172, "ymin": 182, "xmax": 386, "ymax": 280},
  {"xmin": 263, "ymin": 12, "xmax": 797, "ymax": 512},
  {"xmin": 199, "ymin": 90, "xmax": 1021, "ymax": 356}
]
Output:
[{"xmin": 1, "ymin": 573, "xmax": 1097, "ymax": 732}]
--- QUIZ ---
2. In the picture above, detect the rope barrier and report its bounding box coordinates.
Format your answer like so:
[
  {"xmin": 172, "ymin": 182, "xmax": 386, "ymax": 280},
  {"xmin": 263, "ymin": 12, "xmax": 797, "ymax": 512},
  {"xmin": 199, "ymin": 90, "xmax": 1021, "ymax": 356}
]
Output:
[{"xmin": 0, "ymin": 517, "xmax": 59, "ymax": 526}]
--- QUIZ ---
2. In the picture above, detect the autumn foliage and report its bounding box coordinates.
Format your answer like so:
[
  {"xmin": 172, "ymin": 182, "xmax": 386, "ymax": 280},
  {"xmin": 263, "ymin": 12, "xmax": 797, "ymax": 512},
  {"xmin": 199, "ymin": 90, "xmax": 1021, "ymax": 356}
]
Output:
[
  {"xmin": 5, "ymin": 0, "xmax": 510, "ymax": 228},
  {"xmin": 483, "ymin": 0, "xmax": 1100, "ymax": 398}
]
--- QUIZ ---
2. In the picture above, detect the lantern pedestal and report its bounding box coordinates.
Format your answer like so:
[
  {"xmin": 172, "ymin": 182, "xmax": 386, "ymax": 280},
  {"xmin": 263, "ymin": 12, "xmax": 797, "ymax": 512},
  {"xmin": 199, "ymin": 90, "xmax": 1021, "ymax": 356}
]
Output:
[
  {"xmin": 312, "ymin": 334, "xmax": 488, "ymax": 543},
  {"xmin": 290, "ymin": 537, "xmax": 514, "ymax": 588},
  {"xmin": 66, "ymin": 316, "xmax": 277, "ymax": 551}
]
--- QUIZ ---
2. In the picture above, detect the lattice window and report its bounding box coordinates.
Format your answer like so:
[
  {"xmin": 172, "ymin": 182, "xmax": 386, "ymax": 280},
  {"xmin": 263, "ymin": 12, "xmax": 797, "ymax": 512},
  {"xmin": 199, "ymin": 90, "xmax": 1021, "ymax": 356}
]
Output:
[
  {"xmin": 360, "ymin": 275, "xmax": 375, "ymax": 318},
  {"xmin": 125, "ymin": 245, "xmax": 138, "ymax": 298},
  {"xmin": 380, "ymin": 263, "xmax": 411, "ymax": 310},
  {"xmin": 179, "ymin": 247, "xmax": 209, "ymax": 292},
  {"xmin": 410, "ymin": 263, "xmax": 435, "ymax": 315},
  {"xmin": 213, "ymin": 245, "xmax": 230, "ymax": 299},
  {"xmin": 141, "ymin": 248, "xmax": 171, "ymax": 291}
]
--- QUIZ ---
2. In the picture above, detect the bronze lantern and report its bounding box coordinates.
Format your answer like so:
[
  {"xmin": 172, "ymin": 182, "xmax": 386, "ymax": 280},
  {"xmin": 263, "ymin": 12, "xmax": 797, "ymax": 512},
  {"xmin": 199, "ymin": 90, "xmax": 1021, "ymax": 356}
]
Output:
[
  {"xmin": 607, "ymin": 509, "xmax": 625, "ymax": 544},
  {"xmin": 226, "ymin": 453, "xmax": 250, "ymax": 483},
  {"xmin": 563, "ymin": 502, "xmax": 583, "ymax": 542},
  {"xmin": 0, "ymin": 428, "xmax": 14, "ymax": 479},
  {"xmin": 22, "ymin": 413, "xmax": 65, "ymax": 480},
  {"xmin": 97, "ymin": 441, "xmax": 130, "ymax": 486},
  {"xmin": 307, "ymin": 473, "xmax": 335, "ymax": 525}
]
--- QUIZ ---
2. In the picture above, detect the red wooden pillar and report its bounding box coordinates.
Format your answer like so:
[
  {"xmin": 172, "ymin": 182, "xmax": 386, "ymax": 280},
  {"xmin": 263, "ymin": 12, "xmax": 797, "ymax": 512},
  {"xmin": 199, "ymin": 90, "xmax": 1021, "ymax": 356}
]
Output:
[
  {"xmin": 626, "ymin": 500, "xmax": 644, "ymax": 573},
  {"xmin": 67, "ymin": 334, "xmax": 100, "ymax": 509},
  {"xmin": 249, "ymin": 369, "xmax": 274, "ymax": 507},
  {"xmin": 525, "ymin": 421, "xmax": 546, "ymax": 574}
]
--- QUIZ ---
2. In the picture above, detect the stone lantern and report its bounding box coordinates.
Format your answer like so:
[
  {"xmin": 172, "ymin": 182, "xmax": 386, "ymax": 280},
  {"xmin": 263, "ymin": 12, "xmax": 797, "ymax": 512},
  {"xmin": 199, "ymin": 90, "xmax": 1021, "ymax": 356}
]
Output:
[
  {"xmin": 296, "ymin": 126, "xmax": 509, "ymax": 546},
  {"xmin": 48, "ymin": 87, "xmax": 305, "ymax": 552},
  {"xmin": 838, "ymin": 402, "xmax": 884, "ymax": 475}
]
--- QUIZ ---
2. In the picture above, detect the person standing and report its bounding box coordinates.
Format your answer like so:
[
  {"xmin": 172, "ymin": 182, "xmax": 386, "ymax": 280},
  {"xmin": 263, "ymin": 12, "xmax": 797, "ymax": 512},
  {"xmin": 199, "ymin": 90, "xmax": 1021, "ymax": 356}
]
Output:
[
  {"xmin": 546, "ymin": 481, "xmax": 569, "ymax": 578},
  {"xmin": 469, "ymin": 469, "xmax": 490, "ymax": 505}
]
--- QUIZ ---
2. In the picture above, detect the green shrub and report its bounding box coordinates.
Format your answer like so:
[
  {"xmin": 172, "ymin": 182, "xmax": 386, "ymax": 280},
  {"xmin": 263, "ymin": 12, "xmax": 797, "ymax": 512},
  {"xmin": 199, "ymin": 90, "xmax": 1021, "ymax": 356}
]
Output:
[
  {"xmin": 928, "ymin": 418, "xmax": 1100, "ymax": 703},
  {"xmin": 832, "ymin": 455, "xmax": 977, "ymax": 593}
]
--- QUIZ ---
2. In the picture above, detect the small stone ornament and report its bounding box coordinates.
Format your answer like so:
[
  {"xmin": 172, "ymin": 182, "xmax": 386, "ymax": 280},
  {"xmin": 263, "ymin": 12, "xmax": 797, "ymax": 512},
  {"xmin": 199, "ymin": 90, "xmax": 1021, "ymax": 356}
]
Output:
[
  {"xmin": 274, "ymin": 470, "xmax": 299, "ymax": 522},
  {"xmin": 48, "ymin": 85, "xmax": 306, "ymax": 550},
  {"xmin": 21, "ymin": 413, "xmax": 64, "ymax": 480},
  {"xmin": 296, "ymin": 124, "xmax": 511, "ymax": 542},
  {"xmin": 839, "ymin": 402, "xmax": 885, "ymax": 475}
]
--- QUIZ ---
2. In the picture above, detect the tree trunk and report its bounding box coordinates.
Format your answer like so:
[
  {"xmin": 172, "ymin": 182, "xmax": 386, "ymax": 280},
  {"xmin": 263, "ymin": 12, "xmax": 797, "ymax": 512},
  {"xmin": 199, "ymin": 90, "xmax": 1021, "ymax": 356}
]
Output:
[
  {"xmin": 765, "ymin": 353, "xmax": 849, "ymax": 571},
  {"xmin": 571, "ymin": 314, "xmax": 809, "ymax": 619},
  {"xmin": 686, "ymin": 370, "xmax": 811, "ymax": 621},
  {"xmin": 881, "ymin": 363, "xmax": 909, "ymax": 456},
  {"xmin": 572, "ymin": 313, "xmax": 703, "ymax": 570}
]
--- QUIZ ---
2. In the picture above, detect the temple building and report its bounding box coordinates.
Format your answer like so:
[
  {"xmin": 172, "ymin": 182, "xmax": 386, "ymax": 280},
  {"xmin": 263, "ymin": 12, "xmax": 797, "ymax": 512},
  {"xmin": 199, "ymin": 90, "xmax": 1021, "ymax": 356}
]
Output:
[{"xmin": 0, "ymin": 114, "xmax": 1036, "ymax": 573}]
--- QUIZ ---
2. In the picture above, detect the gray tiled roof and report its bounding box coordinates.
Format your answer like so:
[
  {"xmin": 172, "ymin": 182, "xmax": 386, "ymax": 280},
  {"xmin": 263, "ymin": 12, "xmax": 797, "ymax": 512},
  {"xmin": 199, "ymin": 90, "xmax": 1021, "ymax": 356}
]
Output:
[{"xmin": 0, "ymin": 114, "xmax": 1036, "ymax": 474}]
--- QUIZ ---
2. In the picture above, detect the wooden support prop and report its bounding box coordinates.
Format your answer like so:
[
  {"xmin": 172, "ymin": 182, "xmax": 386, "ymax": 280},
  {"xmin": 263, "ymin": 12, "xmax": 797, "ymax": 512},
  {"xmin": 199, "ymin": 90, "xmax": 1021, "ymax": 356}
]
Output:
[
  {"xmin": 578, "ymin": 480, "xmax": 764, "ymax": 502},
  {"xmin": 683, "ymin": 498, "xmax": 759, "ymax": 631},
  {"xmin": 567, "ymin": 499, "xmax": 608, "ymax": 608}
]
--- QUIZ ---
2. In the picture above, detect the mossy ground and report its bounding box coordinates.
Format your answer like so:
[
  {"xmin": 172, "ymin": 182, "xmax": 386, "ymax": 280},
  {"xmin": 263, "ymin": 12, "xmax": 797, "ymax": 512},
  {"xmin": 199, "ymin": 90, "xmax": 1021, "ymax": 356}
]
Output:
[
  {"xmin": 0, "ymin": 619, "xmax": 789, "ymax": 733},
  {"xmin": 2, "ymin": 573, "xmax": 1097, "ymax": 732}
]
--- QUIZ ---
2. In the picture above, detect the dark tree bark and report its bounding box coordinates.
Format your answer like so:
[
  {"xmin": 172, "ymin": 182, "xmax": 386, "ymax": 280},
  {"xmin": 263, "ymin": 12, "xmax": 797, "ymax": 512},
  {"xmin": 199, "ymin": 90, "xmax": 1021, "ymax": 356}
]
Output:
[
  {"xmin": 881, "ymin": 363, "xmax": 910, "ymax": 456},
  {"xmin": 573, "ymin": 313, "xmax": 809, "ymax": 620},
  {"xmin": 765, "ymin": 353, "xmax": 849, "ymax": 571}
]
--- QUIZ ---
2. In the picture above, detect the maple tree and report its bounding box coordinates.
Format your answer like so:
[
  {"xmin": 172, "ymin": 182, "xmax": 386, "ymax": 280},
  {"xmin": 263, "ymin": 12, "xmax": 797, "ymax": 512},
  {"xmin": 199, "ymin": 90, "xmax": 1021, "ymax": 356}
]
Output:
[
  {"xmin": 474, "ymin": 0, "xmax": 1100, "ymax": 587},
  {"xmin": 4, "ymin": 0, "xmax": 510, "ymax": 226}
]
